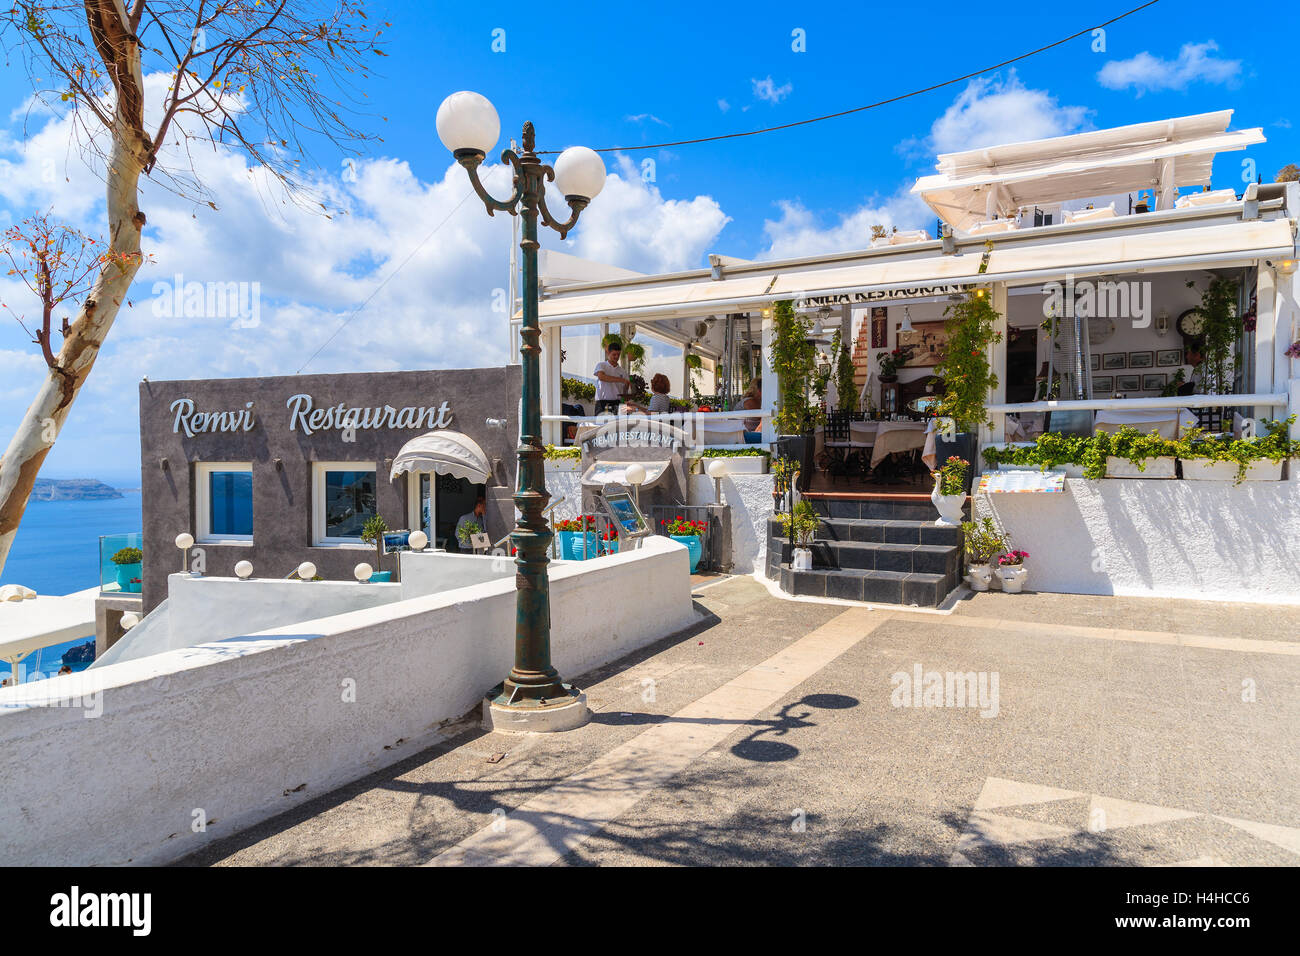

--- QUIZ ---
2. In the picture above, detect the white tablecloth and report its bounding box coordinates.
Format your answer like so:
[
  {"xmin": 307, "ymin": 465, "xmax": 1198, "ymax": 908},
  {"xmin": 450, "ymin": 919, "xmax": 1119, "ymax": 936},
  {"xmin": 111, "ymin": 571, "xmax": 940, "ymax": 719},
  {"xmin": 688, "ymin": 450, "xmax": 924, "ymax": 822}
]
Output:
[
  {"xmin": 699, "ymin": 419, "xmax": 746, "ymax": 445},
  {"xmin": 1093, "ymin": 407, "xmax": 1197, "ymax": 439},
  {"xmin": 817, "ymin": 420, "xmax": 937, "ymax": 470}
]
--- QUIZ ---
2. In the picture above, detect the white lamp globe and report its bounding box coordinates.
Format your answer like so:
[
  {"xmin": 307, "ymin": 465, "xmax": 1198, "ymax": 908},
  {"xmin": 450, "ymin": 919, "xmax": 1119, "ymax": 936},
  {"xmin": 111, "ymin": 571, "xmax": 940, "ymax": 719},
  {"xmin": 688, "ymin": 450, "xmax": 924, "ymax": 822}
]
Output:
[
  {"xmin": 553, "ymin": 146, "xmax": 606, "ymax": 200},
  {"xmin": 120, "ymin": 612, "xmax": 140, "ymax": 630},
  {"xmin": 234, "ymin": 560, "xmax": 253, "ymax": 580},
  {"xmin": 354, "ymin": 562, "xmax": 374, "ymax": 582},
  {"xmin": 175, "ymin": 532, "xmax": 194, "ymax": 550},
  {"xmin": 707, "ymin": 460, "xmax": 729, "ymax": 479},
  {"xmin": 297, "ymin": 561, "xmax": 316, "ymax": 580},
  {"xmin": 408, "ymin": 530, "xmax": 428, "ymax": 551},
  {"xmin": 625, "ymin": 463, "xmax": 646, "ymax": 486},
  {"xmin": 436, "ymin": 91, "xmax": 500, "ymax": 157}
]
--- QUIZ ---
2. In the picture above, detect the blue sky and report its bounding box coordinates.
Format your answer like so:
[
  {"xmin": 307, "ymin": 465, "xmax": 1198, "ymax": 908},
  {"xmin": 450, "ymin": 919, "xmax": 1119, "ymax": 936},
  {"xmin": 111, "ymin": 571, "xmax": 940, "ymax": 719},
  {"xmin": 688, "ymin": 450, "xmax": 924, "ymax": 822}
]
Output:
[{"xmin": 0, "ymin": 0, "xmax": 1296, "ymax": 486}]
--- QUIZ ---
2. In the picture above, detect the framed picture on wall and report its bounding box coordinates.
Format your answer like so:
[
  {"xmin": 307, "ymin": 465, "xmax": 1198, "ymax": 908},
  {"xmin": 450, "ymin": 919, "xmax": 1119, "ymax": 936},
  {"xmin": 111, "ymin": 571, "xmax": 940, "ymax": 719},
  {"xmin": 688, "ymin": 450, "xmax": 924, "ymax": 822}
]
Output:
[
  {"xmin": 1129, "ymin": 350, "xmax": 1154, "ymax": 369},
  {"xmin": 1090, "ymin": 354, "xmax": 1100, "ymax": 371},
  {"xmin": 1092, "ymin": 376, "xmax": 1114, "ymax": 393},
  {"xmin": 870, "ymin": 307, "xmax": 888, "ymax": 349},
  {"xmin": 1116, "ymin": 374, "xmax": 1141, "ymax": 391},
  {"xmin": 1157, "ymin": 348, "xmax": 1183, "ymax": 367},
  {"xmin": 1142, "ymin": 373, "xmax": 1166, "ymax": 391},
  {"xmin": 1102, "ymin": 352, "xmax": 1126, "ymax": 370},
  {"xmin": 897, "ymin": 321, "xmax": 949, "ymax": 368}
]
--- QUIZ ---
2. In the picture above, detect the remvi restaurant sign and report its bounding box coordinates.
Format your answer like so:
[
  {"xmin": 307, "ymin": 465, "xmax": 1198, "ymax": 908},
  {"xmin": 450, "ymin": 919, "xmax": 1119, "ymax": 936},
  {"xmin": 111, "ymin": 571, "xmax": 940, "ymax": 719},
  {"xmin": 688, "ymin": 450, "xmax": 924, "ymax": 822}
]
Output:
[
  {"xmin": 169, "ymin": 393, "xmax": 454, "ymax": 437},
  {"xmin": 801, "ymin": 284, "xmax": 971, "ymax": 307}
]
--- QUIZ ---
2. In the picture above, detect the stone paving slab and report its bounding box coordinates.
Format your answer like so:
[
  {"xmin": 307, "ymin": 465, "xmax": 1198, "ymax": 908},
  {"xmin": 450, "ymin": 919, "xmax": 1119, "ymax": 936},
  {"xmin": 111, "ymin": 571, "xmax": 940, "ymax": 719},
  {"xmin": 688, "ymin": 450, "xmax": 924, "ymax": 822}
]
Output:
[{"xmin": 180, "ymin": 576, "xmax": 1300, "ymax": 867}]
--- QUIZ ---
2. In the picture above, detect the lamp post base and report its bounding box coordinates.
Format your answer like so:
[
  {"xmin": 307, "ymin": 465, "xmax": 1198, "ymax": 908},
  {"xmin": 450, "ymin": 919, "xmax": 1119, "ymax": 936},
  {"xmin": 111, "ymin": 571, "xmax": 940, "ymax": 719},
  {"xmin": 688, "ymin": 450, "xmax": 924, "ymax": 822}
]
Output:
[{"xmin": 482, "ymin": 682, "xmax": 589, "ymax": 734}]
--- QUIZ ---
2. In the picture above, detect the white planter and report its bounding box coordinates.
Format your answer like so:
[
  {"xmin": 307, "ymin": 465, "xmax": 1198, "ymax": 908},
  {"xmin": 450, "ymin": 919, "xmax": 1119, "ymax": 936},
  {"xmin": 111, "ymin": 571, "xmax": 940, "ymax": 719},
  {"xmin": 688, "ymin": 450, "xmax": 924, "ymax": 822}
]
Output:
[
  {"xmin": 967, "ymin": 564, "xmax": 994, "ymax": 592},
  {"xmin": 792, "ymin": 547, "xmax": 813, "ymax": 571},
  {"xmin": 998, "ymin": 462, "xmax": 1084, "ymax": 478},
  {"xmin": 545, "ymin": 459, "xmax": 581, "ymax": 474},
  {"xmin": 702, "ymin": 455, "xmax": 768, "ymax": 474},
  {"xmin": 1105, "ymin": 456, "xmax": 1177, "ymax": 479},
  {"xmin": 931, "ymin": 480, "xmax": 965, "ymax": 526},
  {"xmin": 1179, "ymin": 459, "xmax": 1283, "ymax": 481},
  {"xmin": 995, "ymin": 564, "xmax": 1028, "ymax": 594}
]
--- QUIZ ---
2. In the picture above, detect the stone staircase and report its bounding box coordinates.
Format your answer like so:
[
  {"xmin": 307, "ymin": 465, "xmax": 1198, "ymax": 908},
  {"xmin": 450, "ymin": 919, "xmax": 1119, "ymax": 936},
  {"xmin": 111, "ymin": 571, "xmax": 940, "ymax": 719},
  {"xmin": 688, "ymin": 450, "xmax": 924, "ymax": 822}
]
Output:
[
  {"xmin": 850, "ymin": 313, "xmax": 874, "ymax": 389},
  {"xmin": 765, "ymin": 496, "xmax": 966, "ymax": 607}
]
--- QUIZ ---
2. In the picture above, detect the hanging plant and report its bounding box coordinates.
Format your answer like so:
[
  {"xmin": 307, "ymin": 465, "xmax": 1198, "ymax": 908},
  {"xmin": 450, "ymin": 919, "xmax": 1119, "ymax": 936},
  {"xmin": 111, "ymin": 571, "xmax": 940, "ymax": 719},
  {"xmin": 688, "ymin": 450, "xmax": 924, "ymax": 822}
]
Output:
[
  {"xmin": 624, "ymin": 340, "xmax": 646, "ymax": 373},
  {"xmin": 1185, "ymin": 277, "xmax": 1240, "ymax": 395},
  {"xmin": 685, "ymin": 352, "xmax": 703, "ymax": 370},
  {"xmin": 933, "ymin": 289, "xmax": 1002, "ymax": 431}
]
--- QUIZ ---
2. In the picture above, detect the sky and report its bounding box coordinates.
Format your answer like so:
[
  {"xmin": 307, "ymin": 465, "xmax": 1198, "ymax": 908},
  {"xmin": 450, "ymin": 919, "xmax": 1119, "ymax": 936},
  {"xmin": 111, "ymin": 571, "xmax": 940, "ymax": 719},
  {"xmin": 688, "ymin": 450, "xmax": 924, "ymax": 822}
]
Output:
[{"xmin": 0, "ymin": 0, "xmax": 1296, "ymax": 487}]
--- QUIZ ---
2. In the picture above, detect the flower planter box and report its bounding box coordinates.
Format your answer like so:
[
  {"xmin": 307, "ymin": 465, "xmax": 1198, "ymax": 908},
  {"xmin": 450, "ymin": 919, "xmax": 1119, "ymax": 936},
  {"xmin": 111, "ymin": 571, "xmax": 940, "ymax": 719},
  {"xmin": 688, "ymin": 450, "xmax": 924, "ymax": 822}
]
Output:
[
  {"xmin": 1105, "ymin": 456, "xmax": 1177, "ymax": 479},
  {"xmin": 545, "ymin": 459, "xmax": 581, "ymax": 474},
  {"xmin": 997, "ymin": 463, "xmax": 1084, "ymax": 478},
  {"xmin": 1179, "ymin": 459, "xmax": 1284, "ymax": 481},
  {"xmin": 701, "ymin": 455, "xmax": 767, "ymax": 475}
]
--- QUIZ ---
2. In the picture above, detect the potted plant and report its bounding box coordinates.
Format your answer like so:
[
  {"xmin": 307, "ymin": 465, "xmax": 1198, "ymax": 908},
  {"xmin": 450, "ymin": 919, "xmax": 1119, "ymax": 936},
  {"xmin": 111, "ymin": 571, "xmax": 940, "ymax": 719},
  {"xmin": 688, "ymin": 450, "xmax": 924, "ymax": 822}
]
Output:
[
  {"xmin": 1177, "ymin": 416, "xmax": 1297, "ymax": 483},
  {"xmin": 876, "ymin": 344, "xmax": 915, "ymax": 383},
  {"xmin": 544, "ymin": 444, "xmax": 582, "ymax": 473},
  {"xmin": 455, "ymin": 516, "xmax": 484, "ymax": 552},
  {"xmin": 600, "ymin": 524, "xmax": 619, "ymax": 555},
  {"xmin": 1086, "ymin": 427, "xmax": 1178, "ymax": 479},
  {"xmin": 835, "ymin": 338, "xmax": 859, "ymax": 413},
  {"xmin": 933, "ymin": 288, "xmax": 1003, "ymax": 489},
  {"xmin": 930, "ymin": 456, "xmax": 968, "ymax": 526},
  {"xmin": 768, "ymin": 299, "xmax": 822, "ymax": 489},
  {"xmin": 995, "ymin": 550, "xmax": 1030, "ymax": 593},
  {"xmin": 664, "ymin": 515, "xmax": 708, "ymax": 573},
  {"xmin": 779, "ymin": 500, "xmax": 820, "ymax": 571},
  {"xmin": 770, "ymin": 456, "xmax": 797, "ymax": 513},
  {"xmin": 554, "ymin": 515, "xmax": 599, "ymax": 560},
  {"xmin": 982, "ymin": 433, "xmax": 1089, "ymax": 478},
  {"xmin": 360, "ymin": 515, "xmax": 392, "ymax": 582},
  {"xmin": 1185, "ymin": 277, "xmax": 1240, "ymax": 395},
  {"xmin": 959, "ymin": 517, "xmax": 1005, "ymax": 592},
  {"xmin": 111, "ymin": 546, "xmax": 143, "ymax": 593},
  {"xmin": 698, "ymin": 447, "xmax": 770, "ymax": 474}
]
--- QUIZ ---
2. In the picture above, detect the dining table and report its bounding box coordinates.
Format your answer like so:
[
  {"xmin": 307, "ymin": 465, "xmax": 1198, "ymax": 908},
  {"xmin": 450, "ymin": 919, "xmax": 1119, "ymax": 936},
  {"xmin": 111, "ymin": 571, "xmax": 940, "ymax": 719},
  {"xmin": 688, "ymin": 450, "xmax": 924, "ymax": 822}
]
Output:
[{"xmin": 817, "ymin": 420, "xmax": 938, "ymax": 471}]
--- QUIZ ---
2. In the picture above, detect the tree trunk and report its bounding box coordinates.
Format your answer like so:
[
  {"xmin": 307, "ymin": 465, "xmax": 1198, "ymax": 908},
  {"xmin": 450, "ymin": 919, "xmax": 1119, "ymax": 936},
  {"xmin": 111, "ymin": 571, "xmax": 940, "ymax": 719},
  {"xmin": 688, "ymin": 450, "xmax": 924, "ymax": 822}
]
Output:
[{"xmin": 0, "ymin": 6, "xmax": 146, "ymax": 579}]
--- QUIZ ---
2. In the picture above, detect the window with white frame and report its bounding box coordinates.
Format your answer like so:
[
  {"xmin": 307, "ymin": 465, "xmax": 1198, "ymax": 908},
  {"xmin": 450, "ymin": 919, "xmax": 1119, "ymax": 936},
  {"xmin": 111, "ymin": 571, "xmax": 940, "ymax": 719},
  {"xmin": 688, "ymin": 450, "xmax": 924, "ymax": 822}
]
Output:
[
  {"xmin": 312, "ymin": 462, "xmax": 377, "ymax": 546},
  {"xmin": 195, "ymin": 462, "xmax": 254, "ymax": 543}
]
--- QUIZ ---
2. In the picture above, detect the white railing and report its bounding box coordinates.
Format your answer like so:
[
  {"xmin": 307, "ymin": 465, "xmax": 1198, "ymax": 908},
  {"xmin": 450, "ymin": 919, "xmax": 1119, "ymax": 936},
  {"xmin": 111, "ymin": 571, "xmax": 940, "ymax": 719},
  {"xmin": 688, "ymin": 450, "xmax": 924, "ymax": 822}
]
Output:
[
  {"xmin": 541, "ymin": 409, "xmax": 773, "ymax": 424},
  {"xmin": 987, "ymin": 393, "xmax": 1288, "ymax": 414}
]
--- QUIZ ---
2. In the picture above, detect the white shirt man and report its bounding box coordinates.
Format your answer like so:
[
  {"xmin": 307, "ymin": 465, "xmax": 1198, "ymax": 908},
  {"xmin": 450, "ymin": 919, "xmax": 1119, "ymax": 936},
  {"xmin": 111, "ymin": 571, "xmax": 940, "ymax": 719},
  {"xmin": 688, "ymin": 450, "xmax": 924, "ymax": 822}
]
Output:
[{"xmin": 593, "ymin": 344, "xmax": 629, "ymax": 412}]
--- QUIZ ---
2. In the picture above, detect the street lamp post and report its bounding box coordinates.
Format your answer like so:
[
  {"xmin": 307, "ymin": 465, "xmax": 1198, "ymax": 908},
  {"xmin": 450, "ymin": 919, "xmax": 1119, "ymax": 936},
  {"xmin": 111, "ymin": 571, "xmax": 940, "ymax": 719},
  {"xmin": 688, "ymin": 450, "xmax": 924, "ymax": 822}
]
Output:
[{"xmin": 437, "ymin": 91, "xmax": 606, "ymax": 732}]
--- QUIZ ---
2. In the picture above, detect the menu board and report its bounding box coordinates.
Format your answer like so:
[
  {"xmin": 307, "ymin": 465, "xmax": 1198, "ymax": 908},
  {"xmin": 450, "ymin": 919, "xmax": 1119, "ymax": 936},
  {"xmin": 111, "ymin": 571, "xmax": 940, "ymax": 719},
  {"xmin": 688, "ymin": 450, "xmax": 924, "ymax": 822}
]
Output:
[{"xmin": 977, "ymin": 470, "xmax": 1066, "ymax": 494}]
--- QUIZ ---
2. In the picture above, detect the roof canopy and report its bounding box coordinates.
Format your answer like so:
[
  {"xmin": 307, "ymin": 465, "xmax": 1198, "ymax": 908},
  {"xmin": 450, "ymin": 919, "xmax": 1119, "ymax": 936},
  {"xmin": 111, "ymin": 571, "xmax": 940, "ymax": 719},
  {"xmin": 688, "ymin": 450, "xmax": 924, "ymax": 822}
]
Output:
[
  {"xmin": 914, "ymin": 111, "xmax": 1265, "ymax": 233},
  {"xmin": 390, "ymin": 431, "xmax": 491, "ymax": 485},
  {"xmin": 538, "ymin": 218, "xmax": 1294, "ymax": 325}
]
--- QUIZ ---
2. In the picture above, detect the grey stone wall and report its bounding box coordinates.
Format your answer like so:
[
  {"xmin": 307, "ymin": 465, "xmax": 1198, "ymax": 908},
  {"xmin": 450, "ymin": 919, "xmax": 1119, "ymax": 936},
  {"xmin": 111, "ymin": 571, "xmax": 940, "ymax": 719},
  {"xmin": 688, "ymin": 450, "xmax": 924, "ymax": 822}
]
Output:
[{"xmin": 138, "ymin": 366, "xmax": 521, "ymax": 611}]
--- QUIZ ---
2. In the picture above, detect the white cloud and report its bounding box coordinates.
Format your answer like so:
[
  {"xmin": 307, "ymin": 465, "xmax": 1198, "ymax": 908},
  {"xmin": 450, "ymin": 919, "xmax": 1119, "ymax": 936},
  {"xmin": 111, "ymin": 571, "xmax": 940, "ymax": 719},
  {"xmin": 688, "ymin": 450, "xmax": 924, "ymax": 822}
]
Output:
[
  {"xmin": 625, "ymin": 113, "xmax": 669, "ymax": 127},
  {"xmin": 0, "ymin": 76, "xmax": 731, "ymax": 480},
  {"xmin": 751, "ymin": 77, "xmax": 793, "ymax": 105},
  {"xmin": 1097, "ymin": 41, "xmax": 1241, "ymax": 95},
  {"xmin": 757, "ymin": 190, "xmax": 934, "ymax": 261},
  {"xmin": 925, "ymin": 72, "xmax": 1090, "ymax": 155},
  {"xmin": 717, "ymin": 99, "xmax": 731, "ymax": 113}
]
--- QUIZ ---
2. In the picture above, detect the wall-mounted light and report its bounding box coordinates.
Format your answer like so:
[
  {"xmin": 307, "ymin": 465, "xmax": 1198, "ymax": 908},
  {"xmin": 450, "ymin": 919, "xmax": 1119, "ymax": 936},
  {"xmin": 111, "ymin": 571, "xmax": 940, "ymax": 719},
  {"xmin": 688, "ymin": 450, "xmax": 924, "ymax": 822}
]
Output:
[
  {"xmin": 408, "ymin": 530, "xmax": 429, "ymax": 552},
  {"xmin": 353, "ymin": 562, "xmax": 373, "ymax": 583},
  {"xmin": 159, "ymin": 457, "xmax": 169, "ymax": 471},
  {"xmin": 296, "ymin": 561, "xmax": 316, "ymax": 581},
  {"xmin": 235, "ymin": 560, "xmax": 253, "ymax": 580},
  {"xmin": 625, "ymin": 462, "xmax": 646, "ymax": 507},
  {"xmin": 899, "ymin": 307, "xmax": 914, "ymax": 334},
  {"xmin": 273, "ymin": 458, "xmax": 283, "ymax": 471},
  {"xmin": 486, "ymin": 418, "xmax": 507, "ymax": 428},
  {"xmin": 1275, "ymin": 258, "xmax": 1298, "ymax": 277},
  {"xmin": 175, "ymin": 532, "xmax": 195, "ymax": 574},
  {"xmin": 1155, "ymin": 309, "xmax": 1170, "ymax": 337}
]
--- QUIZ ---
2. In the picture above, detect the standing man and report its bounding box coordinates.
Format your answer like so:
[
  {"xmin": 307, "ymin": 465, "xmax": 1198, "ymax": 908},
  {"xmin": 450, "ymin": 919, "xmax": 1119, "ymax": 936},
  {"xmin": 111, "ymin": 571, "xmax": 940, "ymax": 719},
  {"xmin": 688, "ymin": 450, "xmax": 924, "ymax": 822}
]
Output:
[
  {"xmin": 455, "ymin": 494, "xmax": 487, "ymax": 551},
  {"xmin": 593, "ymin": 340, "xmax": 630, "ymax": 415}
]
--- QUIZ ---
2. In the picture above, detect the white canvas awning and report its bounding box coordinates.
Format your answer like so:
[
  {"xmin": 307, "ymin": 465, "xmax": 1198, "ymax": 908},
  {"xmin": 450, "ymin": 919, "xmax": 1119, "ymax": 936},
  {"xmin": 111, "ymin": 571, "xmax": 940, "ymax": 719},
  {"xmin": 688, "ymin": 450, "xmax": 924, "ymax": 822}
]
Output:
[
  {"xmin": 914, "ymin": 111, "xmax": 1265, "ymax": 232},
  {"xmin": 390, "ymin": 430, "xmax": 491, "ymax": 484},
  {"xmin": 0, "ymin": 587, "xmax": 98, "ymax": 675},
  {"xmin": 538, "ymin": 218, "xmax": 1295, "ymax": 325}
]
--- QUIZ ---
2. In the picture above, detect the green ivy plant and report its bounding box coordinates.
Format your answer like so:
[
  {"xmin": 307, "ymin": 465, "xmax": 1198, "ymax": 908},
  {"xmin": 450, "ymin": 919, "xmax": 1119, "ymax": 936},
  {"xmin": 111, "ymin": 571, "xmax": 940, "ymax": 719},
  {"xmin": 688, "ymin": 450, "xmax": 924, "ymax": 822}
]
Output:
[
  {"xmin": 1174, "ymin": 416, "xmax": 1300, "ymax": 483},
  {"xmin": 1185, "ymin": 277, "xmax": 1240, "ymax": 395},
  {"xmin": 768, "ymin": 299, "xmax": 822, "ymax": 434},
  {"xmin": 835, "ymin": 334, "xmax": 858, "ymax": 413},
  {"xmin": 959, "ymin": 516, "xmax": 1008, "ymax": 566},
  {"xmin": 933, "ymin": 289, "xmax": 1002, "ymax": 431},
  {"xmin": 697, "ymin": 447, "xmax": 771, "ymax": 459},
  {"xmin": 543, "ymin": 444, "xmax": 581, "ymax": 461},
  {"xmin": 981, "ymin": 433, "xmax": 1093, "ymax": 471},
  {"xmin": 1084, "ymin": 427, "xmax": 1180, "ymax": 479},
  {"xmin": 561, "ymin": 376, "xmax": 595, "ymax": 402}
]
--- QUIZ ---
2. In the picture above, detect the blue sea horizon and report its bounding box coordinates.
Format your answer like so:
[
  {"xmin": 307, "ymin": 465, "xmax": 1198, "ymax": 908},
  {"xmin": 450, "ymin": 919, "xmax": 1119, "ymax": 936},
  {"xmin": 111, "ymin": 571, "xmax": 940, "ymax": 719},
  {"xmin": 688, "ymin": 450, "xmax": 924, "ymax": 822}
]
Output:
[{"xmin": 1, "ymin": 492, "xmax": 142, "ymax": 679}]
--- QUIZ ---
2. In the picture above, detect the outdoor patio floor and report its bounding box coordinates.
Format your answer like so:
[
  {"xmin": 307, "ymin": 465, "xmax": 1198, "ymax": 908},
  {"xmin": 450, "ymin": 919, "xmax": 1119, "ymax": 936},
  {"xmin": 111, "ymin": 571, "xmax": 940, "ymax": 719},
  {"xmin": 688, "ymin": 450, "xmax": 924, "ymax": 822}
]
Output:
[{"xmin": 179, "ymin": 577, "xmax": 1300, "ymax": 866}]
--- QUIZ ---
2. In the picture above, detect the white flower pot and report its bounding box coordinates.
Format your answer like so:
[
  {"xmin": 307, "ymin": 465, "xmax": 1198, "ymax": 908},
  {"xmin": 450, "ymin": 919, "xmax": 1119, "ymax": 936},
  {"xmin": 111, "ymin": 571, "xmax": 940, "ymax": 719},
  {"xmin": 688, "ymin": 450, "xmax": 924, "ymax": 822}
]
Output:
[
  {"xmin": 931, "ymin": 480, "xmax": 965, "ymax": 526},
  {"xmin": 545, "ymin": 459, "xmax": 581, "ymax": 473},
  {"xmin": 967, "ymin": 563, "xmax": 994, "ymax": 592},
  {"xmin": 702, "ymin": 455, "xmax": 767, "ymax": 474},
  {"xmin": 792, "ymin": 547, "xmax": 813, "ymax": 571},
  {"xmin": 1105, "ymin": 456, "xmax": 1176, "ymax": 479},
  {"xmin": 998, "ymin": 463, "xmax": 1084, "ymax": 478},
  {"xmin": 995, "ymin": 564, "xmax": 1028, "ymax": 593},
  {"xmin": 1180, "ymin": 459, "xmax": 1283, "ymax": 481}
]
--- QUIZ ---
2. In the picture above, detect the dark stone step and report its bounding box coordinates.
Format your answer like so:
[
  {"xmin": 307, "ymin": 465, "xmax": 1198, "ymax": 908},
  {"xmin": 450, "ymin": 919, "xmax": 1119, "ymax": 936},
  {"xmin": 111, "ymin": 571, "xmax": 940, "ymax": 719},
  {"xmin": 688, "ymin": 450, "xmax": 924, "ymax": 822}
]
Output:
[
  {"xmin": 776, "ymin": 564, "xmax": 954, "ymax": 607},
  {"xmin": 768, "ymin": 516, "xmax": 962, "ymax": 546},
  {"xmin": 803, "ymin": 497, "xmax": 965, "ymax": 522},
  {"xmin": 768, "ymin": 538, "xmax": 960, "ymax": 577}
]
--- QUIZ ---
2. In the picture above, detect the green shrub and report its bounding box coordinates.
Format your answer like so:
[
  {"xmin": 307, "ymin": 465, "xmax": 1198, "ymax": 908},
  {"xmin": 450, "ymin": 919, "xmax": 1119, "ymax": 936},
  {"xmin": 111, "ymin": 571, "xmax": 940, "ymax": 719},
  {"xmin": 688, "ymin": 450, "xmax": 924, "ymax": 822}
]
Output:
[
  {"xmin": 111, "ymin": 546, "xmax": 142, "ymax": 565},
  {"xmin": 544, "ymin": 444, "xmax": 581, "ymax": 461}
]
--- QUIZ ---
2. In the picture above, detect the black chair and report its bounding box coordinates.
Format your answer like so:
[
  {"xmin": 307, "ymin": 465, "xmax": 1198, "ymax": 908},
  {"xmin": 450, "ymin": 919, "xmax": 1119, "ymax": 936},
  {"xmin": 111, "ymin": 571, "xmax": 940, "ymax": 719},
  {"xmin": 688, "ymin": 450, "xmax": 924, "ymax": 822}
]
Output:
[
  {"xmin": 1194, "ymin": 406, "xmax": 1225, "ymax": 434},
  {"xmin": 819, "ymin": 410, "xmax": 854, "ymax": 484},
  {"xmin": 560, "ymin": 402, "xmax": 585, "ymax": 446}
]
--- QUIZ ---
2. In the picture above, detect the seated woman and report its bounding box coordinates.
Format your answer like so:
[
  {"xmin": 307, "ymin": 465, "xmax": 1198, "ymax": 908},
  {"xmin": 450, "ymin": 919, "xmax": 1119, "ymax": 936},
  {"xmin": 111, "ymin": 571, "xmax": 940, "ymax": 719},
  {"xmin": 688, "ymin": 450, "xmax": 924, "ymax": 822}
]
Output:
[
  {"xmin": 740, "ymin": 379, "xmax": 763, "ymax": 442},
  {"xmin": 625, "ymin": 373, "xmax": 673, "ymax": 415}
]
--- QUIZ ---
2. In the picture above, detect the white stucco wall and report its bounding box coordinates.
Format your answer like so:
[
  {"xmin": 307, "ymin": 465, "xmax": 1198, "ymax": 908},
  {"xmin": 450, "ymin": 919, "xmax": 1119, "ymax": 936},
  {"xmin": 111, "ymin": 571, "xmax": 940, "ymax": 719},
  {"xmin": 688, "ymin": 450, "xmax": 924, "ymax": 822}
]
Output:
[
  {"xmin": 689, "ymin": 473, "xmax": 775, "ymax": 573},
  {"xmin": 397, "ymin": 551, "xmax": 515, "ymax": 595},
  {"xmin": 0, "ymin": 537, "xmax": 697, "ymax": 866},
  {"xmin": 975, "ymin": 476, "xmax": 1300, "ymax": 603}
]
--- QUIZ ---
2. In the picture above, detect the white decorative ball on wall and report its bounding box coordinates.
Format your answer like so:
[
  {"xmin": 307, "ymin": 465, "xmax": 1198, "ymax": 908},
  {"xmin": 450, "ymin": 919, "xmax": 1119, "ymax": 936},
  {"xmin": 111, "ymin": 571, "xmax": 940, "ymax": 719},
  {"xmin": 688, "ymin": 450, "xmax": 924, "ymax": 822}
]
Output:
[
  {"xmin": 120, "ymin": 612, "xmax": 140, "ymax": 630},
  {"xmin": 354, "ymin": 562, "xmax": 374, "ymax": 582},
  {"xmin": 297, "ymin": 562, "xmax": 316, "ymax": 580},
  {"xmin": 408, "ymin": 530, "xmax": 428, "ymax": 551},
  {"xmin": 234, "ymin": 560, "xmax": 253, "ymax": 580}
]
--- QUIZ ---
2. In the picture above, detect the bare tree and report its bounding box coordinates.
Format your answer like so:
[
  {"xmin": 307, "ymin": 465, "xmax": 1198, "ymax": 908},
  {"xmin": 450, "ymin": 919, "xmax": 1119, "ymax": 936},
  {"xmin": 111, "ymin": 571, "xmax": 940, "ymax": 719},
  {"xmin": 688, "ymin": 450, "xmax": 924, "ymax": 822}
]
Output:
[
  {"xmin": 0, "ymin": 0, "xmax": 384, "ymax": 576},
  {"xmin": 1278, "ymin": 164, "xmax": 1300, "ymax": 184}
]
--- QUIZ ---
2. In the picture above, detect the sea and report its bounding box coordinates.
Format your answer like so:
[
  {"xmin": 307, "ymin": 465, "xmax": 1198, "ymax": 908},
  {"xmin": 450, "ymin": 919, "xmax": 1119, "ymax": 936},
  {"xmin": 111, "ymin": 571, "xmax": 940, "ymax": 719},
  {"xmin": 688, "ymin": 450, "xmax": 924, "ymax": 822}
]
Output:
[{"xmin": 0, "ymin": 492, "xmax": 142, "ymax": 681}]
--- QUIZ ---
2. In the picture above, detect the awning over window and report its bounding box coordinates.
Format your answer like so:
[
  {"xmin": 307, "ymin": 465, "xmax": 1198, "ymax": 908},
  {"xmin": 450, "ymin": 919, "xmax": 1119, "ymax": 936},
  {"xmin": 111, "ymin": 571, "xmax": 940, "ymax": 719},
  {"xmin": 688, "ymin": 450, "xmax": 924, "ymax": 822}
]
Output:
[
  {"xmin": 537, "ymin": 218, "xmax": 1294, "ymax": 325},
  {"xmin": 390, "ymin": 431, "xmax": 491, "ymax": 485}
]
